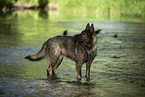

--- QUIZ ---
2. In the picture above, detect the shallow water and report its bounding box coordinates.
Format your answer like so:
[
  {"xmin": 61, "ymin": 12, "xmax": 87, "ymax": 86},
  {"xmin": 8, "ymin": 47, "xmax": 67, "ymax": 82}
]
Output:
[{"xmin": 0, "ymin": 10, "xmax": 145, "ymax": 97}]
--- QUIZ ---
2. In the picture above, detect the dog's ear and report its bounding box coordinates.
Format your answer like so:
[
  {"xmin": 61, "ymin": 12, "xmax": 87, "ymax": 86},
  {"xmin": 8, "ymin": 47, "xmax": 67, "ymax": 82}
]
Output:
[
  {"xmin": 85, "ymin": 23, "xmax": 90, "ymax": 29},
  {"xmin": 90, "ymin": 24, "xmax": 95, "ymax": 37},
  {"xmin": 90, "ymin": 24, "xmax": 94, "ymax": 32},
  {"xmin": 95, "ymin": 29, "xmax": 101, "ymax": 35}
]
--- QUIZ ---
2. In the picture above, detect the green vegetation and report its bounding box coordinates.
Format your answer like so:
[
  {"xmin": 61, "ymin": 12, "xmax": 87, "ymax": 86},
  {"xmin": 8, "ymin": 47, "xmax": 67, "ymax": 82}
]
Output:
[
  {"xmin": 0, "ymin": 0, "xmax": 49, "ymax": 10},
  {"xmin": 38, "ymin": 0, "xmax": 49, "ymax": 8},
  {"xmin": 0, "ymin": 0, "xmax": 145, "ymax": 17},
  {"xmin": 56, "ymin": 0, "xmax": 145, "ymax": 17},
  {"xmin": 0, "ymin": 0, "xmax": 16, "ymax": 9},
  {"xmin": 16, "ymin": 0, "xmax": 38, "ymax": 5},
  {"xmin": 16, "ymin": 0, "xmax": 49, "ymax": 7}
]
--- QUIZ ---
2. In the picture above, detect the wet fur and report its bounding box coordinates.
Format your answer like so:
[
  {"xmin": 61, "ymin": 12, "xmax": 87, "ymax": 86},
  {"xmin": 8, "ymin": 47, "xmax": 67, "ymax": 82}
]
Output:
[{"xmin": 25, "ymin": 23, "xmax": 101, "ymax": 79}]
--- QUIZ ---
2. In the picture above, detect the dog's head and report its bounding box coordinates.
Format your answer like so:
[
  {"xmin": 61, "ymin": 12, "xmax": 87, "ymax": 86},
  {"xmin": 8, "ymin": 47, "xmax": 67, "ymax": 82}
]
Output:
[
  {"xmin": 74, "ymin": 23, "xmax": 96, "ymax": 43},
  {"xmin": 82, "ymin": 23, "xmax": 95, "ymax": 43}
]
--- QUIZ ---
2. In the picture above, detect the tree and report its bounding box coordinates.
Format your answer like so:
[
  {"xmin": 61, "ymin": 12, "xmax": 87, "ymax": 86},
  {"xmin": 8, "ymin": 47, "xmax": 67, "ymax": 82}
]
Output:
[{"xmin": 38, "ymin": 0, "xmax": 49, "ymax": 9}]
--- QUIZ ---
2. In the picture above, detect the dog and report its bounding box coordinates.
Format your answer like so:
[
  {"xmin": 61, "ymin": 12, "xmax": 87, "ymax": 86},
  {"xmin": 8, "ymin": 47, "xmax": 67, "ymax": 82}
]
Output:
[{"xmin": 25, "ymin": 23, "xmax": 101, "ymax": 79}]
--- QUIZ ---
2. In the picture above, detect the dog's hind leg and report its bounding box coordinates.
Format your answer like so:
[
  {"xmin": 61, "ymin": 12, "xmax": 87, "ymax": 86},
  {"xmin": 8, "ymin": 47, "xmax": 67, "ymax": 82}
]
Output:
[
  {"xmin": 47, "ymin": 55, "xmax": 63, "ymax": 75},
  {"xmin": 47, "ymin": 56, "xmax": 59, "ymax": 75},
  {"xmin": 47, "ymin": 44, "xmax": 62, "ymax": 75},
  {"xmin": 47, "ymin": 62, "xmax": 53, "ymax": 75},
  {"xmin": 52, "ymin": 55, "xmax": 63, "ymax": 75}
]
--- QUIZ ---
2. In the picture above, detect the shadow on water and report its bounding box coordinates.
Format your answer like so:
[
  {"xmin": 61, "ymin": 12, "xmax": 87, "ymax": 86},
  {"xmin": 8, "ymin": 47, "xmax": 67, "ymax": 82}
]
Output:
[
  {"xmin": 39, "ymin": 75, "xmax": 95, "ymax": 86},
  {"xmin": 0, "ymin": 11, "xmax": 18, "ymax": 35},
  {"xmin": 38, "ymin": 10, "xmax": 48, "ymax": 19},
  {"xmin": 37, "ymin": 75, "xmax": 97, "ymax": 96}
]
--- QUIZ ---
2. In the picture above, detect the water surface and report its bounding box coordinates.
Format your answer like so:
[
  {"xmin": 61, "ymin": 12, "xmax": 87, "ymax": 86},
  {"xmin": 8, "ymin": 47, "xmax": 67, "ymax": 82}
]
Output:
[{"xmin": 0, "ymin": 10, "xmax": 145, "ymax": 97}]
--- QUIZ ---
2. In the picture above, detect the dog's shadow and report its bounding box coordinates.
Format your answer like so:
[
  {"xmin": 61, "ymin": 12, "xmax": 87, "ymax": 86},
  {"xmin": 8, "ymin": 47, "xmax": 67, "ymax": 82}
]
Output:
[
  {"xmin": 38, "ymin": 75, "xmax": 95, "ymax": 87},
  {"xmin": 38, "ymin": 75, "xmax": 60, "ymax": 83}
]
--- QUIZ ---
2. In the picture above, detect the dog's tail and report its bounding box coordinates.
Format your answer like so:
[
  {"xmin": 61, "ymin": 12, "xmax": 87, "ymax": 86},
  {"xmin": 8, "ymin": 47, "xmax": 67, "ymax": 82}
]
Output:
[{"xmin": 25, "ymin": 42, "xmax": 47, "ymax": 61}]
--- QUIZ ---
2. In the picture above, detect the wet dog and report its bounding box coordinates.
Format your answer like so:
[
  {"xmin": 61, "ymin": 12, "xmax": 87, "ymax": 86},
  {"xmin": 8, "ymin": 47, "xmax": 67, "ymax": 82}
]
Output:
[{"xmin": 25, "ymin": 23, "xmax": 101, "ymax": 79}]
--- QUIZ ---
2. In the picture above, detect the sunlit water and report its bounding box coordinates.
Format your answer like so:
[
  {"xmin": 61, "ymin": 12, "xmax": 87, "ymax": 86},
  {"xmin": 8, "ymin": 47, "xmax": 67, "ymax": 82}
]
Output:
[{"xmin": 0, "ymin": 10, "xmax": 145, "ymax": 97}]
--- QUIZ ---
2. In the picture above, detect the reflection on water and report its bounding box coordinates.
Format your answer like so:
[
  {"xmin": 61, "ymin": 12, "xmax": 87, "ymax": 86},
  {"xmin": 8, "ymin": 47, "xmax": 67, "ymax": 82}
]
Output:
[{"xmin": 0, "ymin": 10, "xmax": 145, "ymax": 97}]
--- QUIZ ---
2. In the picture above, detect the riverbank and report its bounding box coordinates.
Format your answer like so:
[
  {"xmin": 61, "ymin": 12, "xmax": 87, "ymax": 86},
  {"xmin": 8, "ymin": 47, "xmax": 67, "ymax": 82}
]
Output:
[
  {"xmin": 0, "ymin": 3, "xmax": 58, "ymax": 13},
  {"xmin": 1, "ymin": 0, "xmax": 145, "ymax": 18}
]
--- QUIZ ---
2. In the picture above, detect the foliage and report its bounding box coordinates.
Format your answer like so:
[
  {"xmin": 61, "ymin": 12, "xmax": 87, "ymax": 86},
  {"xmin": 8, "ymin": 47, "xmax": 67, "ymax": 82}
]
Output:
[
  {"xmin": 0, "ymin": 0, "xmax": 17, "ymax": 9},
  {"xmin": 16, "ymin": 0, "xmax": 49, "ymax": 6},
  {"xmin": 1, "ymin": 0, "xmax": 145, "ymax": 17},
  {"xmin": 38, "ymin": 0, "xmax": 49, "ymax": 8},
  {"xmin": 57, "ymin": 0, "xmax": 145, "ymax": 17}
]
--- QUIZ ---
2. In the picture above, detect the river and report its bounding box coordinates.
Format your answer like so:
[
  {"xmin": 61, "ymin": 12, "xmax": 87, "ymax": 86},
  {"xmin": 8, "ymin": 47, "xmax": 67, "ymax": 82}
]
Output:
[{"xmin": 0, "ymin": 10, "xmax": 145, "ymax": 97}]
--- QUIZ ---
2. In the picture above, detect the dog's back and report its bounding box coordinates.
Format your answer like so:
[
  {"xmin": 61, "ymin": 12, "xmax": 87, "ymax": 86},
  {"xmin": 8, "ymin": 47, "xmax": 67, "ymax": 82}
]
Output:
[
  {"xmin": 25, "ymin": 23, "xmax": 101, "ymax": 79},
  {"xmin": 46, "ymin": 36, "xmax": 77, "ymax": 61}
]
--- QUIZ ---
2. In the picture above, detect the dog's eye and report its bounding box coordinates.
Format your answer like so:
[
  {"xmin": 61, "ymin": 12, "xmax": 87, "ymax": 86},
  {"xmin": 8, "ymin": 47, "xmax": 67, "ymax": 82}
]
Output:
[{"xmin": 82, "ymin": 32, "xmax": 87, "ymax": 35}]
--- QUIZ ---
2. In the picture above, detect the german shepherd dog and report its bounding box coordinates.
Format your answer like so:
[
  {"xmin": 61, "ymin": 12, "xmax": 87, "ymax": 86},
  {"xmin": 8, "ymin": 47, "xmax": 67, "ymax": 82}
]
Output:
[{"xmin": 25, "ymin": 23, "xmax": 101, "ymax": 79}]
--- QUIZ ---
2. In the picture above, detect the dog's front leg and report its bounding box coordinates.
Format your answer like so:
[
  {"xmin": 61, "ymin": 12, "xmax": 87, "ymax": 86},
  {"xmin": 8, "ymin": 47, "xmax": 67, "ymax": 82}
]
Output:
[
  {"xmin": 86, "ymin": 61, "xmax": 92, "ymax": 79},
  {"xmin": 76, "ymin": 62, "xmax": 83, "ymax": 79}
]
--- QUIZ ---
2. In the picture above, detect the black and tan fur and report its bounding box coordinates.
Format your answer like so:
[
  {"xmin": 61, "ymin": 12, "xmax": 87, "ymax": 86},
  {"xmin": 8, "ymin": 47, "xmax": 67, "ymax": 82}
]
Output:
[{"xmin": 25, "ymin": 23, "xmax": 101, "ymax": 79}]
